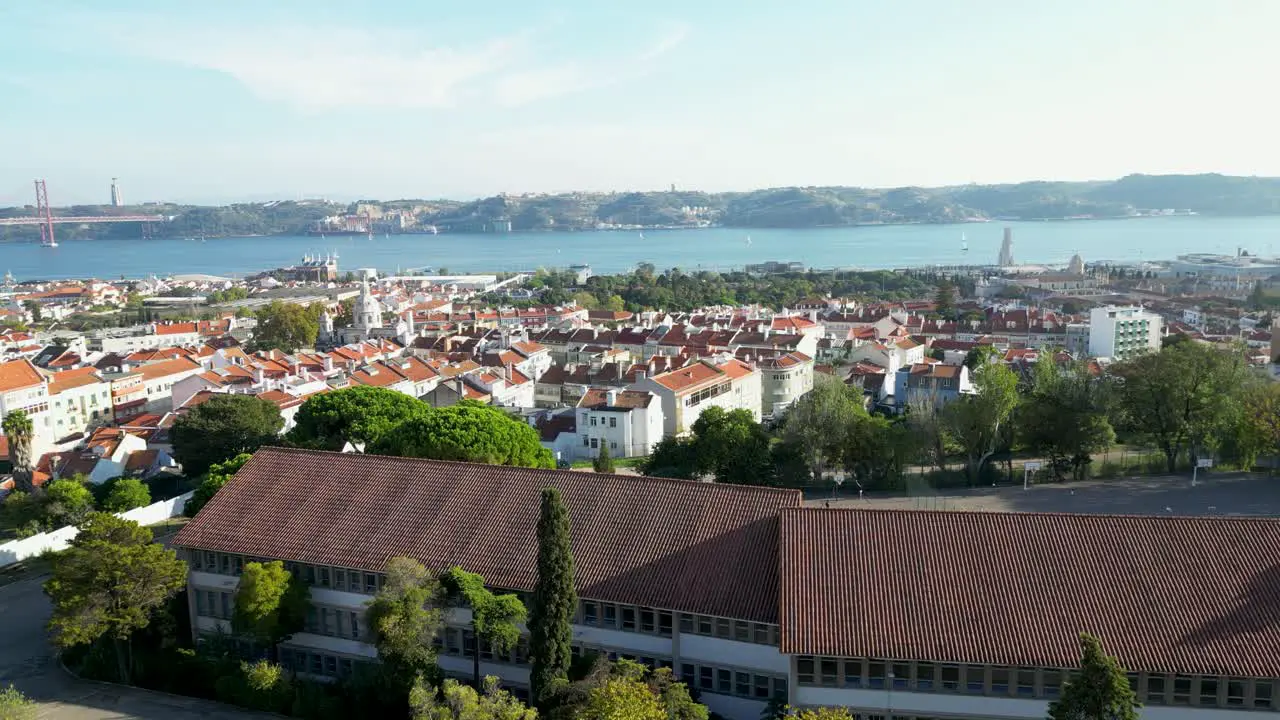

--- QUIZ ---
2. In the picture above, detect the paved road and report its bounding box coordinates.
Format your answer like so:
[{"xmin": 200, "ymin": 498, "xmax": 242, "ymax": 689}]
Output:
[
  {"xmin": 810, "ymin": 471, "xmax": 1280, "ymax": 517},
  {"xmin": 0, "ymin": 574, "xmax": 262, "ymax": 719}
]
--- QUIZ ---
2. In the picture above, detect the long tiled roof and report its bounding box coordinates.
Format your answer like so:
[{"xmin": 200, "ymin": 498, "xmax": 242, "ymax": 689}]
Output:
[
  {"xmin": 175, "ymin": 447, "xmax": 800, "ymax": 623},
  {"xmin": 779, "ymin": 507, "xmax": 1280, "ymax": 677}
]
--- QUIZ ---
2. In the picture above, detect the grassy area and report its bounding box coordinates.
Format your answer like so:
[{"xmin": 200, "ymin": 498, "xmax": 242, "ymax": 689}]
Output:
[
  {"xmin": 570, "ymin": 456, "xmax": 648, "ymax": 470},
  {"xmin": 147, "ymin": 516, "xmax": 189, "ymax": 539}
]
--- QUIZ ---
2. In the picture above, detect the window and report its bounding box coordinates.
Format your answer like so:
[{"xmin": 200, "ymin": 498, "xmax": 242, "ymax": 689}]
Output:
[
  {"xmin": 303, "ymin": 565, "xmax": 316, "ymax": 585},
  {"xmin": 365, "ymin": 573, "xmax": 377, "ymax": 593},
  {"xmin": 699, "ymin": 667, "xmax": 713, "ymax": 691},
  {"xmin": 844, "ymin": 659, "xmax": 863, "ymax": 688},
  {"xmin": 681, "ymin": 664, "xmax": 695, "ymax": 687},
  {"xmin": 658, "ymin": 612, "xmax": 672, "ymax": 637},
  {"xmin": 820, "ymin": 659, "xmax": 838, "ymax": 687},
  {"xmin": 991, "ymin": 667, "xmax": 1010, "ymax": 695},
  {"xmin": 734, "ymin": 620, "xmax": 751, "ymax": 642},
  {"xmin": 715, "ymin": 618, "xmax": 731, "ymax": 637},
  {"xmin": 965, "ymin": 666, "xmax": 985, "ymax": 694},
  {"xmin": 716, "ymin": 668, "xmax": 731, "ymax": 694},
  {"xmin": 892, "ymin": 663, "xmax": 910, "ymax": 690},
  {"xmin": 196, "ymin": 590, "xmax": 206, "ymax": 615},
  {"xmin": 868, "ymin": 660, "xmax": 888, "ymax": 688},
  {"xmin": 603, "ymin": 604, "xmax": 617, "ymax": 628},
  {"xmin": 753, "ymin": 624, "xmax": 771, "ymax": 644},
  {"xmin": 590, "ymin": 417, "xmax": 597, "ymax": 426},
  {"xmin": 736, "ymin": 671, "xmax": 751, "ymax": 697},
  {"xmin": 797, "ymin": 657, "xmax": 815, "ymax": 686},
  {"xmin": 1016, "ymin": 669, "xmax": 1035, "ymax": 697},
  {"xmin": 621, "ymin": 607, "xmax": 636, "ymax": 631},
  {"xmin": 583, "ymin": 602, "xmax": 598, "ymax": 625},
  {"xmin": 319, "ymin": 567, "xmax": 330, "ymax": 587},
  {"xmin": 1146, "ymin": 675, "xmax": 1166, "ymax": 704},
  {"xmin": 1043, "ymin": 670, "xmax": 1062, "ymax": 699},
  {"xmin": 582, "ymin": 436, "xmax": 589, "ymax": 447},
  {"xmin": 609, "ymin": 417, "xmax": 616, "ymax": 428},
  {"xmin": 1255, "ymin": 680, "xmax": 1273, "ymax": 709},
  {"xmin": 306, "ymin": 606, "xmax": 318, "ymax": 632},
  {"xmin": 220, "ymin": 592, "xmax": 231, "ymax": 620},
  {"xmin": 1199, "ymin": 677, "xmax": 1219, "ymax": 706},
  {"xmin": 610, "ymin": 441, "xmax": 617, "ymax": 450},
  {"xmin": 941, "ymin": 665, "xmax": 960, "ymax": 692},
  {"xmin": 334, "ymin": 569, "xmax": 347, "ymax": 591},
  {"xmin": 590, "ymin": 438, "xmax": 598, "ymax": 449},
  {"xmin": 916, "ymin": 663, "xmax": 936, "ymax": 691},
  {"xmin": 220, "ymin": 554, "xmax": 231, "ymax": 574},
  {"xmin": 339, "ymin": 658, "xmax": 353, "ymax": 677},
  {"xmin": 310, "ymin": 654, "xmax": 322, "ymax": 674},
  {"xmin": 774, "ymin": 676, "xmax": 787, "ymax": 700},
  {"xmin": 324, "ymin": 656, "xmax": 337, "ymax": 676},
  {"xmin": 1227, "ymin": 680, "xmax": 1246, "ymax": 707},
  {"xmin": 679, "ymin": 614, "xmax": 694, "ymax": 633},
  {"xmin": 640, "ymin": 608, "xmax": 655, "ymax": 633},
  {"xmin": 1172, "ymin": 676, "xmax": 1193, "ymax": 705},
  {"xmin": 697, "ymin": 616, "xmax": 712, "ymax": 635}
]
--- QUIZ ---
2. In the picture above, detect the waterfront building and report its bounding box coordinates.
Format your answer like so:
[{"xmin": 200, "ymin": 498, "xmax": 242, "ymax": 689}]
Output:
[
  {"xmin": 1088, "ymin": 306, "xmax": 1162, "ymax": 360},
  {"xmin": 175, "ymin": 448, "xmax": 1280, "ymax": 720}
]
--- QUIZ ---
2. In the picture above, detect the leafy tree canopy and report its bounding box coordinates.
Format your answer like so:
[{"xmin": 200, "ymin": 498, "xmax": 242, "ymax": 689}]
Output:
[
  {"xmin": 171, "ymin": 394, "xmax": 283, "ymax": 476},
  {"xmin": 253, "ymin": 300, "xmax": 322, "ymax": 352},
  {"xmin": 100, "ymin": 477, "xmax": 152, "ymax": 512},
  {"xmin": 367, "ymin": 557, "xmax": 443, "ymax": 693},
  {"xmin": 184, "ymin": 453, "xmax": 252, "ymax": 517},
  {"xmin": 232, "ymin": 561, "xmax": 309, "ymax": 648},
  {"xmin": 287, "ymin": 386, "xmax": 427, "ymax": 451},
  {"xmin": 411, "ymin": 676, "xmax": 536, "ymax": 720},
  {"xmin": 374, "ymin": 401, "xmax": 555, "ymax": 468},
  {"xmin": 1048, "ymin": 633, "xmax": 1140, "ymax": 720}
]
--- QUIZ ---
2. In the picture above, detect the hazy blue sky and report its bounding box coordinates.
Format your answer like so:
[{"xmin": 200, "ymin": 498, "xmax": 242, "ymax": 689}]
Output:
[{"xmin": 1, "ymin": 0, "xmax": 1276, "ymax": 205}]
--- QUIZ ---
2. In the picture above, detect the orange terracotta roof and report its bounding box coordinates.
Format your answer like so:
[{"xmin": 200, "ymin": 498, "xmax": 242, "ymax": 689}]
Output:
[
  {"xmin": 47, "ymin": 366, "xmax": 105, "ymax": 394},
  {"xmin": 136, "ymin": 357, "xmax": 202, "ymax": 381},
  {"xmin": 0, "ymin": 358, "xmax": 45, "ymax": 393}
]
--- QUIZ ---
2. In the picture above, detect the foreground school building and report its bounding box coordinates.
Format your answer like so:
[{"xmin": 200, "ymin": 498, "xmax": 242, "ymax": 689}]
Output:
[{"xmin": 174, "ymin": 448, "xmax": 1280, "ymax": 720}]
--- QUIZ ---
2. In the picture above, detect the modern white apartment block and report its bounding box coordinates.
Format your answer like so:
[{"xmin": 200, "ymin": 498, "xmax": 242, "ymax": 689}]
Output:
[
  {"xmin": 1088, "ymin": 306, "xmax": 1163, "ymax": 360},
  {"xmin": 757, "ymin": 352, "xmax": 815, "ymax": 417},
  {"xmin": 174, "ymin": 449, "xmax": 1280, "ymax": 720},
  {"xmin": 631, "ymin": 357, "xmax": 762, "ymax": 437},
  {"xmin": 0, "ymin": 358, "xmax": 54, "ymax": 452}
]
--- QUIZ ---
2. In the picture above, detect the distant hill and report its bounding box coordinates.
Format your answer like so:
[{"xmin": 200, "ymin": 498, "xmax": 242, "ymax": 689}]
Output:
[{"xmin": 4, "ymin": 173, "xmax": 1280, "ymax": 240}]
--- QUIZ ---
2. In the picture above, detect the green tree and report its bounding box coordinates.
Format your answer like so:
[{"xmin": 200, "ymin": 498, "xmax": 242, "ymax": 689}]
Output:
[
  {"xmin": 933, "ymin": 279, "xmax": 956, "ymax": 319},
  {"xmin": 1019, "ymin": 360, "xmax": 1116, "ymax": 482},
  {"xmin": 529, "ymin": 487, "xmax": 577, "ymax": 706},
  {"xmin": 171, "ymin": 394, "xmax": 283, "ymax": 476},
  {"xmin": 253, "ymin": 300, "xmax": 322, "ymax": 351},
  {"xmin": 22, "ymin": 299, "xmax": 42, "ymax": 323},
  {"xmin": 183, "ymin": 453, "xmax": 251, "ymax": 517},
  {"xmin": 0, "ymin": 684, "xmax": 36, "ymax": 720},
  {"xmin": 944, "ymin": 362, "xmax": 1020, "ymax": 483},
  {"xmin": 1113, "ymin": 342, "xmax": 1249, "ymax": 473},
  {"xmin": 781, "ymin": 377, "xmax": 864, "ymax": 479},
  {"xmin": 963, "ymin": 344, "xmax": 999, "ymax": 370},
  {"xmin": 411, "ymin": 676, "xmax": 536, "ymax": 720},
  {"xmin": 2, "ymin": 409, "xmax": 35, "ymax": 493},
  {"xmin": 1048, "ymin": 633, "xmax": 1140, "ymax": 720},
  {"xmin": 287, "ymin": 386, "xmax": 427, "ymax": 451},
  {"xmin": 440, "ymin": 567, "xmax": 527, "ymax": 689},
  {"xmin": 1237, "ymin": 382, "xmax": 1280, "ymax": 470},
  {"xmin": 580, "ymin": 676, "xmax": 664, "ymax": 720},
  {"xmin": 375, "ymin": 401, "xmax": 555, "ymax": 468},
  {"xmin": 367, "ymin": 557, "xmax": 443, "ymax": 694},
  {"xmin": 43, "ymin": 477, "xmax": 95, "ymax": 526},
  {"xmin": 216, "ymin": 659, "xmax": 294, "ymax": 714},
  {"xmin": 592, "ymin": 443, "xmax": 615, "ymax": 474},
  {"xmin": 0, "ymin": 491, "xmax": 44, "ymax": 537},
  {"xmin": 640, "ymin": 436, "xmax": 697, "ymax": 479},
  {"xmin": 232, "ymin": 561, "xmax": 309, "ymax": 656},
  {"xmin": 44, "ymin": 513, "xmax": 187, "ymax": 683},
  {"xmin": 789, "ymin": 710, "xmax": 854, "ymax": 720},
  {"xmin": 689, "ymin": 407, "xmax": 774, "ymax": 485},
  {"xmin": 603, "ymin": 295, "xmax": 626, "ymax": 312},
  {"xmin": 100, "ymin": 477, "xmax": 151, "ymax": 512}
]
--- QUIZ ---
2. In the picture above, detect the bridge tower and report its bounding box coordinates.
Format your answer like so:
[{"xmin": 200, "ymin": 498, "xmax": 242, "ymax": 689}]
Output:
[{"xmin": 34, "ymin": 179, "xmax": 55, "ymax": 247}]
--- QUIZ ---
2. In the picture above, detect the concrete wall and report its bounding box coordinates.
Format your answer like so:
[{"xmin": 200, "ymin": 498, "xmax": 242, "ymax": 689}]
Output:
[{"xmin": 0, "ymin": 491, "xmax": 192, "ymax": 567}]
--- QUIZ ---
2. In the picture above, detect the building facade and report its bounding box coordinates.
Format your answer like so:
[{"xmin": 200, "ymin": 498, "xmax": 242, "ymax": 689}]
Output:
[
  {"xmin": 631, "ymin": 358, "xmax": 762, "ymax": 437},
  {"xmin": 574, "ymin": 388, "xmax": 664, "ymax": 459},
  {"xmin": 757, "ymin": 353, "xmax": 815, "ymax": 418},
  {"xmin": 1088, "ymin": 306, "xmax": 1163, "ymax": 360},
  {"xmin": 173, "ymin": 449, "xmax": 1280, "ymax": 720}
]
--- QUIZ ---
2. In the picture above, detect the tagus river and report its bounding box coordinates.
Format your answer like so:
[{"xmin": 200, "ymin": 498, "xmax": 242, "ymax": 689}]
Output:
[{"xmin": 3, "ymin": 215, "xmax": 1280, "ymax": 281}]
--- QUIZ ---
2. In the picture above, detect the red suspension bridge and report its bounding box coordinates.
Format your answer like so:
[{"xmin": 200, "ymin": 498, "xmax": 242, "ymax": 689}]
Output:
[{"xmin": 0, "ymin": 179, "xmax": 166, "ymax": 245}]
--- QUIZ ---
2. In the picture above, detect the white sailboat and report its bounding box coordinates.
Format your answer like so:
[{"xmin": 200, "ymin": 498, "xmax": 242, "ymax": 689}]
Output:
[
  {"xmin": 961, "ymin": 232, "xmax": 968, "ymax": 253},
  {"xmin": 746, "ymin": 235, "xmax": 753, "ymax": 246},
  {"xmin": 639, "ymin": 231, "xmax": 645, "ymax": 241}
]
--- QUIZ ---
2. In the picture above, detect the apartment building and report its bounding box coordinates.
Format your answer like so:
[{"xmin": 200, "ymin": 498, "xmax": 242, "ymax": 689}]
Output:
[
  {"xmin": 574, "ymin": 388, "xmax": 663, "ymax": 459},
  {"xmin": 0, "ymin": 358, "xmax": 53, "ymax": 452},
  {"xmin": 174, "ymin": 449, "xmax": 1280, "ymax": 720},
  {"xmin": 137, "ymin": 357, "xmax": 204, "ymax": 412},
  {"xmin": 757, "ymin": 352, "xmax": 814, "ymax": 417},
  {"xmin": 631, "ymin": 358, "xmax": 761, "ymax": 437},
  {"xmin": 47, "ymin": 367, "xmax": 113, "ymax": 439},
  {"xmin": 1088, "ymin": 306, "xmax": 1163, "ymax": 360}
]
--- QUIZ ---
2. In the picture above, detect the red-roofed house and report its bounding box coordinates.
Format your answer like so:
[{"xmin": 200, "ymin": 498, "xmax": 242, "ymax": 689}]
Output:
[
  {"xmin": 0, "ymin": 358, "xmax": 53, "ymax": 453},
  {"xmin": 573, "ymin": 387, "xmax": 663, "ymax": 459},
  {"xmin": 757, "ymin": 352, "xmax": 815, "ymax": 417},
  {"xmin": 631, "ymin": 357, "xmax": 762, "ymax": 437}
]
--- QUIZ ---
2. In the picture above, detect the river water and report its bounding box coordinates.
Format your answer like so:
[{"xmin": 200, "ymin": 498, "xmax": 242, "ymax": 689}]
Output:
[{"xmin": 2, "ymin": 215, "xmax": 1280, "ymax": 281}]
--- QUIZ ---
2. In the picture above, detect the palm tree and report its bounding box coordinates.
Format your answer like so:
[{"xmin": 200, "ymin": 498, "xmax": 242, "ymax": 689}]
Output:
[{"xmin": 3, "ymin": 410, "xmax": 36, "ymax": 493}]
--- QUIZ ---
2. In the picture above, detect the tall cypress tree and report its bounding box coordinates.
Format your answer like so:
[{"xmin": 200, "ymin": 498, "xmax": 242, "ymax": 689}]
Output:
[
  {"xmin": 529, "ymin": 486, "xmax": 577, "ymax": 705},
  {"xmin": 1048, "ymin": 633, "xmax": 1140, "ymax": 720}
]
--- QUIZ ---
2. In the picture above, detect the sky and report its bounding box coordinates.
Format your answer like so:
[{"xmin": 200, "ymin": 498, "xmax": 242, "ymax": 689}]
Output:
[{"xmin": 0, "ymin": 0, "xmax": 1277, "ymax": 206}]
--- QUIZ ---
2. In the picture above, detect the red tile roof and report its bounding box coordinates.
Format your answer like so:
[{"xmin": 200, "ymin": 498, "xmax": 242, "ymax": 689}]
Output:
[
  {"xmin": 136, "ymin": 357, "xmax": 202, "ymax": 381},
  {"xmin": 779, "ymin": 507, "xmax": 1280, "ymax": 677},
  {"xmin": 47, "ymin": 366, "xmax": 105, "ymax": 394},
  {"xmin": 0, "ymin": 358, "xmax": 45, "ymax": 393},
  {"xmin": 174, "ymin": 447, "xmax": 801, "ymax": 622}
]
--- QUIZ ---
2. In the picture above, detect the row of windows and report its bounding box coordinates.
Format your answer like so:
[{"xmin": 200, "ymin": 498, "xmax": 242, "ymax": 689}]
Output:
[
  {"xmin": 579, "ymin": 602, "xmax": 673, "ymax": 636},
  {"xmin": 678, "ymin": 613, "xmax": 778, "ymax": 646},
  {"xmin": 438, "ymin": 626, "xmax": 531, "ymax": 665},
  {"xmin": 586, "ymin": 415, "xmax": 618, "ymax": 428},
  {"xmin": 680, "ymin": 660, "xmax": 787, "ymax": 702},
  {"xmin": 196, "ymin": 589, "xmax": 234, "ymax": 620},
  {"xmin": 684, "ymin": 382, "xmax": 731, "ymax": 407},
  {"xmin": 795, "ymin": 657, "xmax": 1276, "ymax": 710},
  {"xmin": 582, "ymin": 437, "xmax": 618, "ymax": 450},
  {"xmin": 191, "ymin": 552, "xmax": 387, "ymax": 596},
  {"xmin": 305, "ymin": 604, "xmax": 362, "ymax": 641},
  {"xmin": 279, "ymin": 647, "xmax": 368, "ymax": 679}
]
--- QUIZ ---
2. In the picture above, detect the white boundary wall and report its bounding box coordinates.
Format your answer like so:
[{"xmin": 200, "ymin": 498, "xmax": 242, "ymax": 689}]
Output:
[{"xmin": 0, "ymin": 491, "xmax": 192, "ymax": 568}]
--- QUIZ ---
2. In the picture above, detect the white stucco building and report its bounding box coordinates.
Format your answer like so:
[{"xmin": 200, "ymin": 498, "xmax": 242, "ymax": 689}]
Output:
[{"xmin": 1088, "ymin": 306, "xmax": 1163, "ymax": 360}]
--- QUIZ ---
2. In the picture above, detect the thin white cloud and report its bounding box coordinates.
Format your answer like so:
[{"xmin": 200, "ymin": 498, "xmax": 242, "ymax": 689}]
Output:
[{"xmin": 94, "ymin": 16, "xmax": 689, "ymax": 111}]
